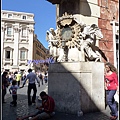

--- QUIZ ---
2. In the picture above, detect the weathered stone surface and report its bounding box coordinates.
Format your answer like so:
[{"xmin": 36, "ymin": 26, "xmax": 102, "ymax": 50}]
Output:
[{"xmin": 48, "ymin": 62, "xmax": 105, "ymax": 114}]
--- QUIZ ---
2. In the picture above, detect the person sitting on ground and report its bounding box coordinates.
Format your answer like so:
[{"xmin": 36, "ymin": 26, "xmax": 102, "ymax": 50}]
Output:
[{"xmin": 16, "ymin": 91, "xmax": 55, "ymax": 120}]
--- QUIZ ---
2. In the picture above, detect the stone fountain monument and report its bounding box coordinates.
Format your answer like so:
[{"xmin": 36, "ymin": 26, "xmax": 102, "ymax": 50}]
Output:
[{"xmin": 46, "ymin": 0, "xmax": 107, "ymax": 115}]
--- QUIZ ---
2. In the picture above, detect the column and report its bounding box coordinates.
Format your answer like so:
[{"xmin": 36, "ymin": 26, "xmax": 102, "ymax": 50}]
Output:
[
  {"xmin": 28, "ymin": 27, "xmax": 34, "ymax": 69},
  {"xmin": 13, "ymin": 24, "xmax": 19, "ymax": 70},
  {"xmin": 1, "ymin": 26, "xmax": 6, "ymax": 71},
  {"xmin": 112, "ymin": 21, "xmax": 117, "ymax": 68}
]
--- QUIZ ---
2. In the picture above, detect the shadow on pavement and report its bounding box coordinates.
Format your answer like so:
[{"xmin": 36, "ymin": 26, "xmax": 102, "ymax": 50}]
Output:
[{"xmin": 2, "ymin": 94, "xmax": 112, "ymax": 120}]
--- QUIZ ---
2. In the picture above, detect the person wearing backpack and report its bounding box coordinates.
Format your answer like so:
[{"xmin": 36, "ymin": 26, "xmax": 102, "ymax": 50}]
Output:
[
  {"xmin": 44, "ymin": 72, "xmax": 48, "ymax": 83},
  {"xmin": 9, "ymin": 80, "xmax": 23, "ymax": 106},
  {"xmin": 38, "ymin": 72, "xmax": 43, "ymax": 85}
]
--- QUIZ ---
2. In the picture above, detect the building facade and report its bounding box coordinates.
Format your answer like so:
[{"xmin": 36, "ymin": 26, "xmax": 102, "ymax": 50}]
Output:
[
  {"xmin": 33, "ymin": 34, "xmax": 48, "ymax": 72},
  {"xmin": 1, "ymin": 10, "xmax": 33, "ymax": 72},
  {"xmin": 98, "ymin": 0, "xmax": 119, "ymax": 69}
]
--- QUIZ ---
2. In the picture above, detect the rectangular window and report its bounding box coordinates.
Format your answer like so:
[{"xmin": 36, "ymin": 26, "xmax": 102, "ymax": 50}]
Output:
[
  {"xmin": 5, "ymin": 50, "xmax": 10, "ymax": 59},
  {"xmin": 22, "ymin": 16, "xmax": 26, "ymax": 19},
  {"xmin": 22, "ymin": 29, "xmax": 26, "ymax": 36},
  {"xmin": 8, "ymin": 14, "xmax": 12, "ymax": 18},
  {"xmin": 7, "ymin": 27, "xmax": 12, "ymax": 35},
  {"xmin": 20, "ymin": 51, "xmax": 25, "ymax": 60}
]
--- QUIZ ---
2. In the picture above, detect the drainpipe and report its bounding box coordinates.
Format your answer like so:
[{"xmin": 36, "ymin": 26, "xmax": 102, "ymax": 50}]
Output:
[{"xmin": 110, "ymin": 21, "xmax": 117, "ymax": 68}]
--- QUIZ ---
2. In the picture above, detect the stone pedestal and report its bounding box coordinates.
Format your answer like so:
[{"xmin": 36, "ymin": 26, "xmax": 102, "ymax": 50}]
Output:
[{"xmin": 48, "ymin": 62, "xmax": 105, "ymax": 114}]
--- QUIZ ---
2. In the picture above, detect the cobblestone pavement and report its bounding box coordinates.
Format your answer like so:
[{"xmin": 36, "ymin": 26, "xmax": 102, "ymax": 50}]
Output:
[{"xmin": 2, "ymin": 83, "xmax": 119, "ymax": 120}]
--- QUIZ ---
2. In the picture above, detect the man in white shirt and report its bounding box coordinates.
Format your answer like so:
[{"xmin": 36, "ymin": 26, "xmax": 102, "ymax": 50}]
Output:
[{"xmin": 22, "ymin": 69, "xmax": 40, "ymax": 105}]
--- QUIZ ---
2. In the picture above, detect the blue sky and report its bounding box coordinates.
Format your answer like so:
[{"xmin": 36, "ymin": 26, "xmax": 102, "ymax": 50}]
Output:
[{"xmin": 2, "ymin": 0, "xmax": 56, "ymax": 48}]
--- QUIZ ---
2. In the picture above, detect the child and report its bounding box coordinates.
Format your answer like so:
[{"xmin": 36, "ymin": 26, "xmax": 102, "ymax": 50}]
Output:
[
  {"xmin": 44, "ymin": 72, "xmax": 48, "ymax": 83},
  {"xmin": 9, "ymin": 80, "xmax": 23, "ymax": 106}
]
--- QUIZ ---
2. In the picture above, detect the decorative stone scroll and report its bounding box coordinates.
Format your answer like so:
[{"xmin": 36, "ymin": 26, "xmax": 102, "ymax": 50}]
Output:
[
  {"xmin": 14, "ymin": 27, "xmax": 21, "ymax": 33},
  {"xmin": 29, "ymin": 29, "xmax": 34, "ymax": 34},
  {"xmin": 46, "ymin": 13, "xmax": 107, "ymax": 62},
  {"xmin": 1, "ymin": 26, "xmax": 6, "ymax": 32}
]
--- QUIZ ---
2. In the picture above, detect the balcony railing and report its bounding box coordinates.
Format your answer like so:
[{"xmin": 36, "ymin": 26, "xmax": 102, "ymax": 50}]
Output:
[
  {"xmin": 3, "ymin": 58, "xmax": 13, "ymax": 65},
  {"xmin": 18, "ymin": 59, "xmax": 28, "ymax": 66},
  {"xmin": 20, "ymin": 36, "xmax": 29, "ymax": 42},
  {"xmin": 5, "ymin": 34, "xmax": 14, "ymax": 41}
]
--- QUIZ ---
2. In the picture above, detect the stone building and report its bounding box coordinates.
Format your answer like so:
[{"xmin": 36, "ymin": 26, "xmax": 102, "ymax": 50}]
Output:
[
  {"xmin": 33, "ymin": 34, "xmax": 48, "ymax": 72},
  {"xmin": 1, "ymin": 10, "xmax": 48, "ymax": 72},
  {"xmin": 98, "ymin": 0, "xmax": 119, "ymax": 69},
  {"xmin": 47, "ymin": 0, "xmax": 119, "ymax": 69}
]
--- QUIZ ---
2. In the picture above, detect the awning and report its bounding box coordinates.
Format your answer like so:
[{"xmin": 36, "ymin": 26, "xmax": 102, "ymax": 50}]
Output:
[{"xmin": 46, "ymin": 0, "xmax": 61, "ymax": 4}]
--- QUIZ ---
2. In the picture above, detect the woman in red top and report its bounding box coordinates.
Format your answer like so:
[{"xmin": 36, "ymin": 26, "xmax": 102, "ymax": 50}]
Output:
[{"xmin": 104, "ymin": 62, "xmax": 118, "ymax": 120}]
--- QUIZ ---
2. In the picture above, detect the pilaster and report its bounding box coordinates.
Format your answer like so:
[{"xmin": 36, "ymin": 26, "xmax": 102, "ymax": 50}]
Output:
[
  {"xmin": 13, "ymin": 23, "xmax": 20, "ymax": 68},
  {"xmin": 1, "ymin": 26, "xmax": 6, "ymax": 71},
  {"xmin": 28, "ymin": 27, "xmax": 34, "ymax": 67}
]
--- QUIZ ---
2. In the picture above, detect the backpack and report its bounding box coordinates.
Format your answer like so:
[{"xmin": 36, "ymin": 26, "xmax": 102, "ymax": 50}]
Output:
[
  {"xmin": 39, "ymin": 74, "xmax": 42, "ymax": 79},
  {"xmin": 12, "ymin": 88, "xmax": 17, "ymax": 94}
]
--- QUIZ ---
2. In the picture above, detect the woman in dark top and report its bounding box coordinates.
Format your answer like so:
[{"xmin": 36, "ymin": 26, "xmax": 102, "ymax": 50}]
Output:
[{"xmin": 2, "ymin": 71, "xmax": 9, "ymax": 103}]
